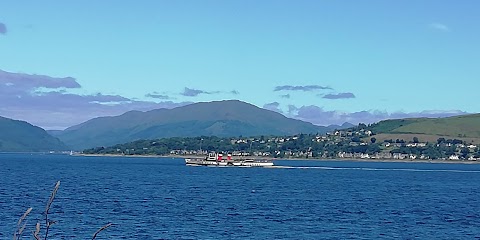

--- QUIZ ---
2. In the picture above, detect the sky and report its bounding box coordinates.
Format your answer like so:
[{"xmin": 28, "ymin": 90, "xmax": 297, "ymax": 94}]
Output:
[{"xmin": 0, "ymin": 1, "xmax": 479, "ymax": 129}]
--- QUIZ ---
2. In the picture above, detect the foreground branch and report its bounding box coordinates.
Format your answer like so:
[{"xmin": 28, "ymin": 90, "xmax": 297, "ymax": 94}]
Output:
[
  {"xmin": 44, "ymin": 181, "xmax": 60, "ymax": 240},
  {"xmin": 13, "ymin": 207, "xmax": 32, "ymax": 240},
  {"xmin": 92, "ymin": 223, "xmax": 113, "ymax": 240}
]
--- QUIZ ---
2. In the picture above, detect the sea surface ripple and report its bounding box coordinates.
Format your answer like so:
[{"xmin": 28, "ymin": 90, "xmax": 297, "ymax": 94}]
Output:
[{"xmin": 1, "ymin": 154, "xmax": 480, "ymax": 239}]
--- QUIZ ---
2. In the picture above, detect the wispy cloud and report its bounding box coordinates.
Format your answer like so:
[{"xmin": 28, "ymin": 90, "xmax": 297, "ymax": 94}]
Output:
[
  {"xmin": 288, "ymin": 105, "xmax": 467, "ymax": 126},
  {"xmin": 263, "ymin": 102, "xmax": 282, "ymax": 113},
  {"xmin": 0, "ymin": 69, "xmax": 191, "ymax": 129},
  {"xmin": 429, "ymin": 23, "xmax": 450, "ymax": 32},
  {"xmin": 145, "ymin": 92, "xmax": 171, "ymax": 100},
  {"xmin": 230, "ymin": 90, "xmax": 240, "ymax": 95},
  {"xmin": 181, "ymin": 87, "xmax": 208, "ymax": 97},
  {"xmin": 0, "ymin": 22, "xmax": 6, "ymax": 35},
  {"xmin": 280, "ymin": 94, "xmax": 290, "ymax": 99},
  {"xmin": 274, "ymin": 85, "xmax": 332, "ymax": 92},
  {"xmin": 322, "ymin": 92, "xmax": 356, "ymax": 99},
  {"xmin": 181, "ymin": 87, "xmax": 220, "ymax": 97},
  {"xmin": 0, "ymin": 69, "xmax": 81, "ymax": 92}
]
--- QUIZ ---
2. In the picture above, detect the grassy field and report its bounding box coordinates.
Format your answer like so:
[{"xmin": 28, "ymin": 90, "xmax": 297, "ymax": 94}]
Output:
[
  {"xmin": 368, "ymin": 119, "xmax": 421, "ymax": 133},
  {"xmin": 368, "ymin": 114, "xmax": 480, "ymax": 140},
  {"xmin": 370, "ymin": 133, "xmax": 480, "ymax": 145},
  {"xmin": 364, "ymin": 114, "xmax": 480, "ymax": 144},
  {"xmin": 393, "ymin": 114, "xmax": 480, "ymax": 138}
]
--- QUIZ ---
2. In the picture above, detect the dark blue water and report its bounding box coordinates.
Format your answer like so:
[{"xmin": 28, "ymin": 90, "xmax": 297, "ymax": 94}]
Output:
[{"xmin": 1, "ymin": 153, "xmax": 480, "ymax": 239}]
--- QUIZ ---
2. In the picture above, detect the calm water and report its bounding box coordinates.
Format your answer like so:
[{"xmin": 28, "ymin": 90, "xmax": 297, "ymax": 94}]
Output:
[{"xmin": 1, "ymin": 153, "xmax": 480, "ymax": 239}]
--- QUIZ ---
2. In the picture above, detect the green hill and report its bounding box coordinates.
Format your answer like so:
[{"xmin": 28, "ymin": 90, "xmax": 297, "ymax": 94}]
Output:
[
  {"xmin": 0, "ymin": 116, "xmax": 67, "ymax": 152},
  {"xmin": 368, "ymin": 114, "xmax": 480, "ymax": 143},
  {"xmin": 56, "ymin": 100, "xmax": 330, "ymax": 150}
]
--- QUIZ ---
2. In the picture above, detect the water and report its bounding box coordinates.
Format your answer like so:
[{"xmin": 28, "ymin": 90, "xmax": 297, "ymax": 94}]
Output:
[{"xmin": 1, "ymin": 153, "xmax": 480, "ymax": 239}]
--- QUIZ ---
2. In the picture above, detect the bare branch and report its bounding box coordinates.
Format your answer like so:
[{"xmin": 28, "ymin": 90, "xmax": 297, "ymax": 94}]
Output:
[
  {"xmin": 44, "ymin": 181, "xmax": 60, "ymax": 240},
  {"xmin": 91, "ymin": 223, "xmax": 113, "ymax": 240},
  {"xmin": 13, "ymin": 207, "xmax": 33, "ymax": 240},
  {"xmin": 33, "ymin": 222, "xmax": 41, "ymax": 240}
]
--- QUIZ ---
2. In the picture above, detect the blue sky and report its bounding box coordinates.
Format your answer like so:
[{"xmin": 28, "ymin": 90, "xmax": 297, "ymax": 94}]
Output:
[{"xmin": 0, "ymin": 1, "xmax": 479, "ymax": 129}]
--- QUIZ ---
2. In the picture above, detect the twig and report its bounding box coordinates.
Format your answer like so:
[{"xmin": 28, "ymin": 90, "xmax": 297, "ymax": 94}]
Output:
[
  {"xmin": 44, "ymin": 181, "xmax": 60, "ymax": 240},
  {"xmin": 13, "ymin": 207, "xmax": 32, "ymax": 240},
  {"xmin": 33, "ymin": 222, "xmax": 41, "ymax": 240},
  {"xmin": 91, "ymin": 223, "xmax": 113, "ymax": 240},
  {"xmin": 13, "ymin": 181, "xmax": 113, "ymax": 239}
]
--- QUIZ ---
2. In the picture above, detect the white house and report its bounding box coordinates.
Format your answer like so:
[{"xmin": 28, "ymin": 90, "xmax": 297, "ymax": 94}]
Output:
[{"xmin": 449, "ymin": 155, "xmax": 460, "ymax": 160}]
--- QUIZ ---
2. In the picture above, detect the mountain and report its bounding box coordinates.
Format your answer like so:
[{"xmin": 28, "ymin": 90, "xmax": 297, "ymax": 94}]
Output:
[
  {"xmin": 47, "ymin": 130, "xmax": 63, "ymax": 137},
  {"xmin": 56, "ymin": 100, "xmax": 330, "ymax": 150},
  {"xmin": 0, "ymin": 116, "xmax": 67, "ymax": 152},
  {"xmin": 327, "ymin": 122, "xmax": 355, "ymax": 130},
  {"xmin": 367, "ymin": 113, "xmax": 480, "ymax": 143}
]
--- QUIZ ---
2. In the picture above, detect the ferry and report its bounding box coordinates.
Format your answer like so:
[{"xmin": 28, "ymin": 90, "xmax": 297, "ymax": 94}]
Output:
[{"xmin": 185, "ymin": 153, "xmax": 274, "ymax": 167}]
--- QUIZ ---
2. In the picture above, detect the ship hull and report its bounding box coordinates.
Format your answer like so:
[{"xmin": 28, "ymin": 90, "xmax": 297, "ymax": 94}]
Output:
[{"xmin": 185, "ymin": 158, "xmax": 273, "ymax": 167}]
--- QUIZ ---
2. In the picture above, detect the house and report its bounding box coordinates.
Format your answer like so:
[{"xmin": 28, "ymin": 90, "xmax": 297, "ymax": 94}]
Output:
[
  {"xmin": 360, "ymin": 153, "xmax": 370, "ymax": 159},
  {"xmin": 449, "ymin": 155, "xmax": 460, "ymax": 160},
  {"xmin": 393, "ymin": 153, "xmax": 409, "ymax": 159},
  {"xmin": 406, "ymin": 143, "xmax": 427, "ymax": 147}
]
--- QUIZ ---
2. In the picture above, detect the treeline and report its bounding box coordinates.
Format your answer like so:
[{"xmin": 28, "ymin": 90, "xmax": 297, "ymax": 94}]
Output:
[
  {"xmin": 82, "ymin": 134, "xmax": 381, "ymax": 158},
  {"xmin": 83, "ymin": 134, "xmax": 480, "ymax": 160},
  {"xmin": 390, "ymin": 145, "xmax": 470, "ymax": 159}
]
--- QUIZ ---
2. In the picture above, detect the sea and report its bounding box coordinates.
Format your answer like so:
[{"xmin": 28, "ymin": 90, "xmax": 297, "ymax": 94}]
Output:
[{"xmin": 1, "ymin": 153, "xmax": 480, "ymax": 239}]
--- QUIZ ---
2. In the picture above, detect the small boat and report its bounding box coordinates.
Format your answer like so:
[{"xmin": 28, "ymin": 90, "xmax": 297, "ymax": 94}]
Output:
[{"xmin": 185, "ymin": 153, "xmax": 274, "ymax": 167}]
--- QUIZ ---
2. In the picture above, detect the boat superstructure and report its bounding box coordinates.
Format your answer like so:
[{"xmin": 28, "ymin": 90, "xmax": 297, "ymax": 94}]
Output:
[{"xmin": 185, "ymin": 153, "xmax": 274, "ymax": 167}]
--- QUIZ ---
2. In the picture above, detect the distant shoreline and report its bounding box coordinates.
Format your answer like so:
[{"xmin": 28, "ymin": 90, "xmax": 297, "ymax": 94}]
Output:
[{"xmin": 75, "ymin": 153, "xmax": 480, "ymax": 164}]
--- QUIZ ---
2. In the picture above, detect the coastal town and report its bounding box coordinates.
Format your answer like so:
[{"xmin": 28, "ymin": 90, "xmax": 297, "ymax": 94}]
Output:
[{"xmin": 85, "ymin": 126, "xmax": 480, "ymax": 162}]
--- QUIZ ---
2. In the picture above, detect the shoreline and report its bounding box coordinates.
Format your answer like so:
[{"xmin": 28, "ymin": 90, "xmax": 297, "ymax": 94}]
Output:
[{"xmin": 75, "ymin": 153, "xmax": 480, "ymax": 164}]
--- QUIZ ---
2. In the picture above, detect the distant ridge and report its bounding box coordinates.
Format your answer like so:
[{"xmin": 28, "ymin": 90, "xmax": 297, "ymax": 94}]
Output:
[
  {"xmin": 56, "ymin": 100, "xmax": 332, "ymax": 150},
  {"xmin": 0, "ymin": 116, "xmax": 67, "ymax": 152},
  {"xmin": 328, "ymin": 122, "xmax": 355, "ymax": 130}
]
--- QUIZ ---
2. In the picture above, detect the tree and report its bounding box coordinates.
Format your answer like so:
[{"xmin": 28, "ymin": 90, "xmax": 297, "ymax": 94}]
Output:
[
  {"xmin": 413, "ymin": 137, "xmax": 419, "ymax": 143},
  {"xmin": 474, "ymin": 149, "xmax": 480, "ymax": 158},
  {"xmin": 461, "ymin": 148, "xmax": 470, "ymax": 159},
  {"xmin": 445, "ymin": 146, "xmax": 456, "ymax": 156},
  {"xmin": 370, "ymin": 137, "xmax": 377, "ymax": 144},
  {"xmin": 367, "ymin": 144, "xmax": 381, "ymax": 154},
  {"xmin": 452, "ymin": 139, "xmax": 464, "ymax": 145},
  {"xmin": 423, "ymin": 146, "xmax": 442, "ymax": 159}
]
